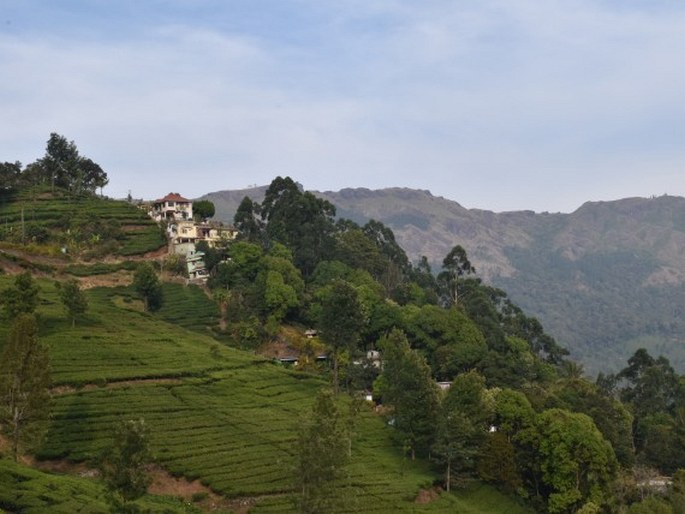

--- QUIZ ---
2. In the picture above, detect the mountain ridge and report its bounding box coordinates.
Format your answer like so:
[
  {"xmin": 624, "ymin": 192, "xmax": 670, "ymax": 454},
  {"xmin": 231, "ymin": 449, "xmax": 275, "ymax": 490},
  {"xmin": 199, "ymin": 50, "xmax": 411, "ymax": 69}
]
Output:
[{"xmin": 200, "ymin": 186, "xmax": 685, "ymax": 374}]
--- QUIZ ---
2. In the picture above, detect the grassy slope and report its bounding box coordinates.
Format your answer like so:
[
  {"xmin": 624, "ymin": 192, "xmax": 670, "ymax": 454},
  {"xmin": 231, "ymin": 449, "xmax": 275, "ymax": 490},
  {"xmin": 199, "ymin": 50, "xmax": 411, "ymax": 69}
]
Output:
[
  {"xmin": 0, "ymin": 188, "xmax": 165, "ymax": 257},
  {"xmin": 0, "ymin": 458, "xmax": 201, "ymax": 514},
  {"xmin": 0, "ymin": 276, "xmax": 530, "ymax": 513}
]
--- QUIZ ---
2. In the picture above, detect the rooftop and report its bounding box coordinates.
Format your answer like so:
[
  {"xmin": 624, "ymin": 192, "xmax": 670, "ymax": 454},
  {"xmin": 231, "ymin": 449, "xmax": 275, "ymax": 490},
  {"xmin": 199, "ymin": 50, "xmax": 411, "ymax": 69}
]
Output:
[{"xmin": 154, "ymin": 192, "xmax": 191, "ymax": 203}]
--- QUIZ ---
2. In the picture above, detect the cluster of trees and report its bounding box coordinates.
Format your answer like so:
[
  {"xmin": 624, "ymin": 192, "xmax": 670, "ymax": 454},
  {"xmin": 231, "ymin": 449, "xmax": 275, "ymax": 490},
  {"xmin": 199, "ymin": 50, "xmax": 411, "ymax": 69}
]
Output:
[
  {"xmin": 199, "ymin": 176, "xmax": 685, "ymax": 512},
  {"xmin": 0, "ymin": 133, "xmax": 108, "ymax": 195}
]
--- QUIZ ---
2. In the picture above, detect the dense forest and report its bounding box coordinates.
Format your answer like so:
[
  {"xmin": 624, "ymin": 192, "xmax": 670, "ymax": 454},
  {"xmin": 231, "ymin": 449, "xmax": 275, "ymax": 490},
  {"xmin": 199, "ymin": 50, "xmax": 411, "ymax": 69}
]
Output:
[{"xmin": 1, "ymin": 136, "xmax": 685, "ymax": 513}]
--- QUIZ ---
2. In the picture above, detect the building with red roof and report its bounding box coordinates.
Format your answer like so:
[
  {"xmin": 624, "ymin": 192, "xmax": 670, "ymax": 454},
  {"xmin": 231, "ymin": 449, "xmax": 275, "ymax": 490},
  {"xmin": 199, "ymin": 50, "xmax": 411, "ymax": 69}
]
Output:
[{"xmin": 149, "ymin": 192, "xmax": 193, "ymax": 222}]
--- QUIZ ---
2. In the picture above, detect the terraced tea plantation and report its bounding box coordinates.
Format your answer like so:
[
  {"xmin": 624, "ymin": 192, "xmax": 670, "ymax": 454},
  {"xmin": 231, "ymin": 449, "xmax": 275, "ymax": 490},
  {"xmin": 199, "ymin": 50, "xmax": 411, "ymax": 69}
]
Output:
[
  {"xmin": 0, "ymin": 187, "xmax": 165, "ymax": 257},
  {"xmin": 0, "ymin": 458, "xmax": 200, "ymax": 514},
  {"xmin": 0, "ymin": 276, "xmax": 531, "ymax": 513}
]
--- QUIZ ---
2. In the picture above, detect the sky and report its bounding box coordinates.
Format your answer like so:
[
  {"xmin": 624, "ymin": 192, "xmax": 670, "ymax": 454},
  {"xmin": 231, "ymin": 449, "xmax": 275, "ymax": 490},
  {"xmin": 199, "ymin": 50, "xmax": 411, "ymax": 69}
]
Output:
[{"xmin": 1, "ymin": 0, "xmax": 684, "ymax": 213}]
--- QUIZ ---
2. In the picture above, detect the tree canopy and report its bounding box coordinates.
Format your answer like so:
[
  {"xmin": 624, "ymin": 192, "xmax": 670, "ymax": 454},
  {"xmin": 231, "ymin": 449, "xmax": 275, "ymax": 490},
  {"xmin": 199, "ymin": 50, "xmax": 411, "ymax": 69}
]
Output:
[{"xmin": 0, "ymin": 314, "xmax": 51, "ymax": 461}]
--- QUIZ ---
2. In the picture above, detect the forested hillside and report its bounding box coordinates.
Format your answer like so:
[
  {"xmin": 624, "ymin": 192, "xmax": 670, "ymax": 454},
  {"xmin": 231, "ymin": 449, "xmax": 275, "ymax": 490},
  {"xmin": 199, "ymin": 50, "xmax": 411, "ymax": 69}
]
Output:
[
  {"xmin": 202, "ymin": 187, "xmax": 685, "ymax": 375},
  {"xmin": 2, "ymin": 138, "xmax": 685, "ymax": 513}
]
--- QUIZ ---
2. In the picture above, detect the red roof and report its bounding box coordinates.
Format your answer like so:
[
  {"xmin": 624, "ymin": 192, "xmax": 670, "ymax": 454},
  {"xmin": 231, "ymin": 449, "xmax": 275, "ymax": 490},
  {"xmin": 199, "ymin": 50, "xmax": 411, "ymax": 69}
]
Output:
[{"xmin": 154, "ymin": 192, "xmax": 191, "ymax": 203}]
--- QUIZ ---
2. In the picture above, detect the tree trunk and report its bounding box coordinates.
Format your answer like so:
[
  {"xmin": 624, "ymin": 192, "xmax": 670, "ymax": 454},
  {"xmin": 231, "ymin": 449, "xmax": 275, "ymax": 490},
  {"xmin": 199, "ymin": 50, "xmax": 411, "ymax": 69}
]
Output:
[
  {"xmin": 446, "ymin": 456, "xmax": 451, "ymax": 492},
  {"xmin": 12, "ymin": 408, "xmax": 20, "ymax": 462},
  {"xmin": 333, "ymin": 356, "xmax": 339, "ymax": 394}
]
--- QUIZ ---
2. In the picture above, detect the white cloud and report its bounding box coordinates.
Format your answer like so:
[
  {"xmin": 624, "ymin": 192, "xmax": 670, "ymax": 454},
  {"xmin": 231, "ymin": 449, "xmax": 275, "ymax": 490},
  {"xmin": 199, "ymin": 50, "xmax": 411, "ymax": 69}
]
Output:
[{"xmin": 0, "ymin": 1, "xmax": 684, "ymax": 211}]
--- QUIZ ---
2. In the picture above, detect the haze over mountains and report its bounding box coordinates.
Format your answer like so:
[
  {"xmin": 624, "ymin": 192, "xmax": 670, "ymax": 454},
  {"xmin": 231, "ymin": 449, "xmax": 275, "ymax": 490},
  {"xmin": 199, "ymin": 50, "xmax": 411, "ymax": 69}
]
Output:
[{"xmin": 201, "ymin": 186, "xmax": 685, "ymax": 376}]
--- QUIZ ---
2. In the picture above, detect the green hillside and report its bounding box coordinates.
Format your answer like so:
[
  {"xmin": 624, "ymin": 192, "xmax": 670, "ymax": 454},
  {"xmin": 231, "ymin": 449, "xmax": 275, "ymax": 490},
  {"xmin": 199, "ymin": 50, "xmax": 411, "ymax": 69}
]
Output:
[
  {"xmin": 0, "ymin": 275, "xmax": 531, "ymax": 513},
  {"xmin": 0, "ymin": 187, "xmax": 165, "ymax": 259},
  {"xmin": 203, "ymin": 185, "xmax": 685, "ymax": 374}
]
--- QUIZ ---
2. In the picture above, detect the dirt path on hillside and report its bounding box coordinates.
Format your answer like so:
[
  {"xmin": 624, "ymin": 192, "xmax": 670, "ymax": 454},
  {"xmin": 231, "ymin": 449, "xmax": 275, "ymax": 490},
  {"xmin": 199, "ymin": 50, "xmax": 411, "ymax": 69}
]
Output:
[
  {"xmin": 34, "ymin": 458, "xmax": 283, "ymax": 513},
  {"xmin": 2, "ymin": 432, "xmax": 288, "ymax": 513}
]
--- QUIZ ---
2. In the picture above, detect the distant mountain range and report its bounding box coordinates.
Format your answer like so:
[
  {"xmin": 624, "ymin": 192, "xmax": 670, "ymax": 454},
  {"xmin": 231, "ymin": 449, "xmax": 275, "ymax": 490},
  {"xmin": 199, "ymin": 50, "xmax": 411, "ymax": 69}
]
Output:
[{"xmin": 200, "ymin": 186, "xmax": 685, "ymax": 376}]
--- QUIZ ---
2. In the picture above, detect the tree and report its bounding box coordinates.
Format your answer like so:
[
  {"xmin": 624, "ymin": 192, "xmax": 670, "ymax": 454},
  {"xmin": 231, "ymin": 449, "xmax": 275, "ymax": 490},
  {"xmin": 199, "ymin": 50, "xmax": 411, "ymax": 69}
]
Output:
[
  {"xmin": 132, "ymin": 263, "xmax": 162, "ymax": 312},
  {"xmin": 260, "ymin": 177, "xmax": 337, "ymax": 276},
  {"xmin": 374, "ymin": 329, "xmax": 440, "ymax": 460},
  {"xmin": 318, "ymin": 280, "xmax": 364, "ymax": 393},
  {"xmin": 0, "ymin": 161, "xmax": 22, "ymax": 190},
  {"xmin": 530, "ymin": 409, "xmax": 618, "ymax": 513},
  {"xmin": 100, "ymin": 419, "xmax": 152, "ymax": 513},
  {"xmin": 193, "ymin": 200, "xmax": 215, "ymax": 221},
  {"xmin": 0, "ymin": 314, "xmax": 51, "ymax": 461},
  {"xmin": 433, "ymin": 371, "xmax": 492, "ymax": 490},
  {"xmin": 233, "ymin": 196, "xmax": 263, "ymax": 243},
  {"xmin": 438, "ymin": 244, "xmax": 475, "ymax": 306},
  {"xmin": 34, "ymin": 133, "xmax": 108, "ymax": 194},
  {"xmin": 2, "ymin": 271, "xmax": 40, "ymax": 319},
  {"xmin": 56, "ymin": 279, "xmax": 88, "ymax": 327},
  {"xmin": 478, "ymin": 431, "xmax": 522, "ymax": 492},
  {"xmin": 296, "ymin": 389, "xmax": 351, "ymax": 513}
]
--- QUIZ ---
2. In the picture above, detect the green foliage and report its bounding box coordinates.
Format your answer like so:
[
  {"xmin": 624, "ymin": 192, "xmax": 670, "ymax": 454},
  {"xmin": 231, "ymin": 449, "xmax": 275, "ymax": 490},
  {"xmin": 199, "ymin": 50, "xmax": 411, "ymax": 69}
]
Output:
[
  {"xmin": 433, "ymin": 371, "xmax": 492, "ymax": 490},
  {"xmin": 0, "ymin": 457, "xmax": 199, "ymax": 514},
  {"xmin": 260, "ymin": 176, "xmax": 337, "ymax": 276},
  {"xmin": 0, "ymin": 187, "xmax": 164, "ymax": 257},
  {"xmin": 0, "ymin": 274, "xmax": 536, "ymax": 513},
  {"xmin": 477, "ymin": 432, "xmax": 522, "ymax": 492},
  {"xmin": 401, "ymin": 304, "xmax": 487, "ymax": 380},
  {"xmin": 527, "ymin": 409, "xmax": 618, "ymax": 513},
  {"xmin": 56, "ymin": 278, "xmax": 88, "ymax": 327},
  {"xmin": 551, "ymin": 377, "xmax": 635, "ymax": 468},
  {"xmin": 132, "ymin": 263, "xmax": 162, "ymax": 312},
  {"xmin": 23, "ymin": 133, "xmax": 109, "ymax": 195},
  {"xmin": 153, "ymin": 283, "xmax": 219, "ymax": 335},
  {"xmin": 233, "ymin": 195, "xmax": 263, "ymax": 243},
  {"xmin": 0, "ymin": 314, "xmax": 51, "ymax": 460},
  {"xmin": 628, "ymin": 496, "xmax": 674, "ymax": 514},
  {"xmin": 295, "ymin": 389, "xmax": 351, "ymax": 513},
  {"xmin": 375, "ymin": 329, "xmax": 440, "ymax": 460},
  {"xmin": 100, "ymin": 419, "xmax": 152, "ymax": 510},
  {"xmin": 1, "ymin": 271, "xmax": 40, "ymax": 318},
  {"xmin": 192, "ymin": 199, "xmax": 215, "ymax": 221},
  {"xmin": 318, "ymin": 280, "xmax": 365, "ymax": 393},
  {"xmin": 438, "ymin": 244, "xmax": 475, "ymax": 305}
]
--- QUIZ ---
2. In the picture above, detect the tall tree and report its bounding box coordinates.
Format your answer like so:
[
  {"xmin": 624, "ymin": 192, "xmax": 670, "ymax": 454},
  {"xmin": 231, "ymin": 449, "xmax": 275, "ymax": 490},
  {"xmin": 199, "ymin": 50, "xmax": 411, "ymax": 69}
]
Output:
[
  {"xmin": 2, "ymin": 271, "xmax": 40, "ymax": 319},
  {"xmin": 374, "ymin": 328, "xmax": 440, "ymax": 460},
  {"xmin": 260, "ymin": 177, "xmax": 336, "ymax": 276},
  {"xmin": 295, "ymin": 389, "xmax": 351, "ymax": 513},
  {"xmin": 132, "ymin": 263, "xmax": 162, "ymax": 312},
  {"xmin": 56, "ymin": 279, "xmax": 88, "ymax": 327},
  {"xmin": 526, "ymin": 409, "xmax": 618, "ymax": 513},
  {"xmin": 318, "ymin": 280, "xmax": 364, "ymax": 393},
  {"xmin": 233, "ymin": 196, "xmax": 263, "ymax": 243},
  {"xmin": 0, "ymin": 314, "xmax": 51, "ymax": 461},
  {"xmin": 438, "ymin": 245, "xmax": 475, "ymax": 306},
  {"xmin": 100, "ymin": 419, "xmax": 152, "ymax": 513},
  {"xmin": 433, "ymin": 370, "xmax": 493, "ymax": 490},
  {"xmin": 33, "ymin": 133, "xmax": 108, "ymax": 194}
]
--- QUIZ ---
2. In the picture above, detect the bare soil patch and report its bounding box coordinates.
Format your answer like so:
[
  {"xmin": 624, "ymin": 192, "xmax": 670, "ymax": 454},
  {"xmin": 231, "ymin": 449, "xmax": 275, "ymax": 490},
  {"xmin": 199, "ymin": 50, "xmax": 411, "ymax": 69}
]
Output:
[{"xmin": 415, "ymin": 486, "xmax": 442, "ymax": 504}]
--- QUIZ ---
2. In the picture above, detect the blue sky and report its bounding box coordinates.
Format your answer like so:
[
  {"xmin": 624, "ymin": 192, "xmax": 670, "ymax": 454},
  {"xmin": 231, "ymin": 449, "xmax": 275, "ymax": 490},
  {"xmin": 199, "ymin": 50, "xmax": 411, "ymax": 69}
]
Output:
[{"xmin": 1, "ymin": 1, "xmax": 684, "ymax": 212}]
